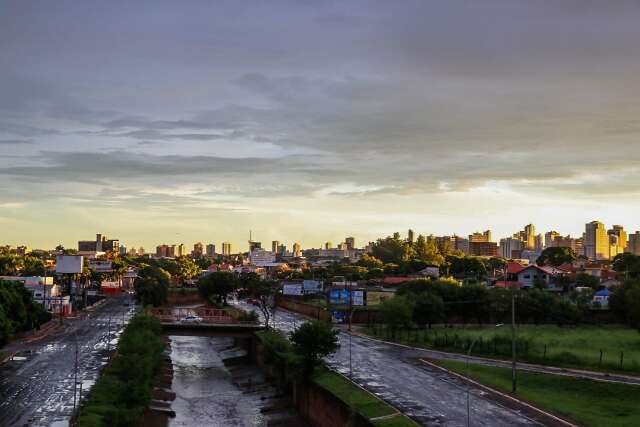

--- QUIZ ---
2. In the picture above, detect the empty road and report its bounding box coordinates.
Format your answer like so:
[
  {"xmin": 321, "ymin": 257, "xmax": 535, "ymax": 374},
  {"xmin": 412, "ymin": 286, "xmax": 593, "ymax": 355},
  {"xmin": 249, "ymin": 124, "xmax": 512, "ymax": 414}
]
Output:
[
  {"xmin": 0, "ymin": 296, "xmax": 135, "ymax": 427},
  {"xmin": 236, "ymin": 301, "xmax": 542, "ymax": 426}
]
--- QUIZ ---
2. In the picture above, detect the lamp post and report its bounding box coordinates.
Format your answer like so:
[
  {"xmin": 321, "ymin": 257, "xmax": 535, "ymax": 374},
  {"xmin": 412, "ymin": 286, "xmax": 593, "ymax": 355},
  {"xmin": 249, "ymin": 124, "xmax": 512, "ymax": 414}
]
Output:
[{"xmin": 466, "ymin": 323, "xmax": 503, "ymax": 427}]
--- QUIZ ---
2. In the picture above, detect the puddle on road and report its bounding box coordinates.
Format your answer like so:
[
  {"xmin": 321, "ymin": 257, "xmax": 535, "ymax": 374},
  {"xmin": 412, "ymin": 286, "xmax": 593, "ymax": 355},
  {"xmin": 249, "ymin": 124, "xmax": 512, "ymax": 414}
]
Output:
[{"xmin": 168, "ymin": 336, "xmax": 267, "ymax": 427}]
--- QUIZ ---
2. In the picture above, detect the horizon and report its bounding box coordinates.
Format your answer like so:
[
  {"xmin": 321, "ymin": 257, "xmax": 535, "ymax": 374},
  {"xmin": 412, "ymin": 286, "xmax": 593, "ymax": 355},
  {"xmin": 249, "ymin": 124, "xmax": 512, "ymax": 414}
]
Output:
[{"xmin": 3, "ymin": 1, "xmax": 640, "ymax": 250}]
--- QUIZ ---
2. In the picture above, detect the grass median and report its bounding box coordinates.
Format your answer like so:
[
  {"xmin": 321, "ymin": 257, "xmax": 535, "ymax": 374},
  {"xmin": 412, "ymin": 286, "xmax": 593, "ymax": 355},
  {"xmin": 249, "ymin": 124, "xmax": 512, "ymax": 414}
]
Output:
[
  {"xmin": 365, "ymin": 324, "xmax": 640, "ymax": 374},
  {"xmin": 312, "ymin": 367, "xmax": 420, "ymax": 427},
  {"xmin": 437, "ymin": 359, "xmax": 640, "ymax": 427}
]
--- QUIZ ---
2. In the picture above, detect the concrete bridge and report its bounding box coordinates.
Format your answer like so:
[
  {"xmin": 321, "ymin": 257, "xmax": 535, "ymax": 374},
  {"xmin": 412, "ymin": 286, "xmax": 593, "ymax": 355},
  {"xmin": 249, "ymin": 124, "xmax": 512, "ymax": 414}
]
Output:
[{"xmin": 150, "ymin": 307, "xmax": 264, "ymax": 336}]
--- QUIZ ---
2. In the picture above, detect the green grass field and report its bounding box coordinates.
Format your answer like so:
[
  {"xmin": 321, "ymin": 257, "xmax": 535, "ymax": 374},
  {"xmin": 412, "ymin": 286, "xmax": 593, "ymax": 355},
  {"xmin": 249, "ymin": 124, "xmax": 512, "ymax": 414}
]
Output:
[
  {"xmin": 312, "ymin": 367, "xmax": 420, "ymax": 427},
  {"xmin": 366, "ymin": 324, "xmax": 640, "ymax": 374},
  {"xmin": 439, "ymin": 359, "xmax": 640, "ymax": 427}
]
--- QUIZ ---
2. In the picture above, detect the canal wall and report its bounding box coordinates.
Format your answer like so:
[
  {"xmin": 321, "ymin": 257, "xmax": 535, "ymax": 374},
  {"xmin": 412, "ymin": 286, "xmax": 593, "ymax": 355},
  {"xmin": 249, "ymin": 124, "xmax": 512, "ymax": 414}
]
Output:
[{"xmin": 252, "ymin": 332, "xmax": 374, "ymax": 427}]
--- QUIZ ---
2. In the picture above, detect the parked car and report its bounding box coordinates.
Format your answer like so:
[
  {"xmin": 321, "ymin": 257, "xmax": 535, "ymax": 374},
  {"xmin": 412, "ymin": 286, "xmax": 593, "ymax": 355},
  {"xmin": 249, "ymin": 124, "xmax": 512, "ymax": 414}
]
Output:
[{"xmin": 180, "ymin": 315, "xmax": 203, "ymax": 323}]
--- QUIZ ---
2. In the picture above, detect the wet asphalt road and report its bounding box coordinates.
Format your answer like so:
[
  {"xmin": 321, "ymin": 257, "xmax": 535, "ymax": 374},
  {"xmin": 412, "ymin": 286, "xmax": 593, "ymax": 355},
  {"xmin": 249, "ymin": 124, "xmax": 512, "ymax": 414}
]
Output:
[
  {"xmin": 0, "ymin": 296, "xmax": 135, "ymax": 427},
  {"xmin": 236, "ymin": 301, "xmax": 541, "ymax": 427}
]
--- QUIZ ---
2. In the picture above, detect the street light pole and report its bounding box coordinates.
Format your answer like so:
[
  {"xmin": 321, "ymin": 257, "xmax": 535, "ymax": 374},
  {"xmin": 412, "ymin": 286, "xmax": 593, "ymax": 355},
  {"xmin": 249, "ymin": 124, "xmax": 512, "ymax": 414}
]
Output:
[{"xmin": 511, "ymin": 284, "xmax": 517, "ymax": 393}]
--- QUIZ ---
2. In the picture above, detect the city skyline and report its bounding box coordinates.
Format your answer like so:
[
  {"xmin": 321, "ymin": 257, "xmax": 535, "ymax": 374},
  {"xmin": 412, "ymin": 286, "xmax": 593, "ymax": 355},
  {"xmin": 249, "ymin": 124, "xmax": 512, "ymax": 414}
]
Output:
[
  {"xmin": 6, "ymin": 219, "xmax": 640, "ymax": 256},
  {"xmin": 3, "ymin": 1, "xmax": 640, "ymax": 249}
]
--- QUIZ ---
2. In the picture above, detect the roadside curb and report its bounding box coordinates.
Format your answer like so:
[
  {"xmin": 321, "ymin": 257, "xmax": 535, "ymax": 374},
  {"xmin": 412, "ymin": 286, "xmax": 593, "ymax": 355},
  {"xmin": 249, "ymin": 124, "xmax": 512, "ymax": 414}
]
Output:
[
  {"xmin": 0, "ymin": 351, "xmax": 17, "ymax": 366},
  {"xmin": 353, "ymin": 331, "xmax": 640, "ymax": 386},
  {"xmin": 419, "ymin": 358, "xmax": 578, "ymax": 427}
]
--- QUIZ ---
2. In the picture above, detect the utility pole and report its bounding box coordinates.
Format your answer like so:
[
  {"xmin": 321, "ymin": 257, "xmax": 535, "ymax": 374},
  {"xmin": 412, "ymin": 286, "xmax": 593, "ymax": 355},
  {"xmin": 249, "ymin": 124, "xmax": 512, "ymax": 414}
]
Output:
[
  {"xmin": 107, "ymin": 313, "xmax": 112, "ymax": 354},
  {"xmin": 511, "ymin": 283, "xmax": 517, "ymax": 393},
  {"xmin": 348, "ymin": 281, "xmax": 353, "ymax": 378}
]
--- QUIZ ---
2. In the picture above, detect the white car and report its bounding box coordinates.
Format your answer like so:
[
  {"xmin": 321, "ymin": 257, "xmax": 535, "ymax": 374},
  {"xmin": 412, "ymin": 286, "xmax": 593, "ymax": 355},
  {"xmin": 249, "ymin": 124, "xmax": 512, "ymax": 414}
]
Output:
[{"xmin": 180, "ymin": 315, "xmax": 203, "ymax": 323}]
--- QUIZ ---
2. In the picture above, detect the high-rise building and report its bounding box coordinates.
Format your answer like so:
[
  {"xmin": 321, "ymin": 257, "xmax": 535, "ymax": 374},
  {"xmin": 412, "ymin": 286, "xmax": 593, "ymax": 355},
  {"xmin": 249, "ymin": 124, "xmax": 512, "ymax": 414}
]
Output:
[
  {"xmin": 177, "ymin": 243, "xmax": 186, "ymax": 257},
  {"xmin": 156, "ymin": 244, "xmax": 169, "ymax": 258},
  {"xmin": 609, "ymin": 234, "xmax": 624, "ymax": 258},
  {"xmin": 499, "ymin": 238, "xmax": 524, "ymax": 259},
  {"xmin": 192, "ymin": 242, "xmax": 204, "ymax": 258},
  {"xmin": 608, "ymin": 225, "xmax": 627, "ymax": 257},
  {"xmin": 345, "ymin": 237, "xmax": 355, "ymax": 250},
  {"xmin": 78, "ymin": 233, "xmax": 119, "ymax": 253},
  {"xmin": 222, "ymin": 242, "xmax": 232, "ymax": 256},
  {"xmin": 534, "ymin": 234, "xmax": 544, "ymax": 251},
  {"xmin": 469, "ymin": 241, "xmax": 498, "ymax": 257},
  {"xmin": 277, "ymin": 244, "xmax": 287, "ymax": 256},
  {"xmin": 137, "ymin": 247, "xmax": 145, "ymax": 256},
  {"xmin": 271, "ymin": 240, "xmax": 280, "ymax": 253},
  {"xmin": 584, "ymin": 221, "xmax": 609, "ymax": 260},
  {"xmin": 454, "ymin": 236, "xmax": 470, "ymax": 254},
  {"xmin": 407, "ymin": 229, "xmax": 415, "ymax": 244},
  {"xmin": 545, "ymin": 231, "xmax": 561, "ymax": 248},
  {"xmin": 293, "ymin": 243, "xmax": 302, "ymax": 257},
  {"xmin": 469, "ymin": 230, "xmax": 492, "ymax": 243},
  {"xmin": 628, "ymin": 231, "xmax": 640, "ymax": 255},
  {"xmin": 324, "ymin": 242, "xmax": 333, "ymax": 250},
  {"xmin": 167, "ymin": 245, "xmax": 176, "ymax": 257},
  {"xmin": 206, "ymin": 244, "xmax": 216, "ymax": 257}
]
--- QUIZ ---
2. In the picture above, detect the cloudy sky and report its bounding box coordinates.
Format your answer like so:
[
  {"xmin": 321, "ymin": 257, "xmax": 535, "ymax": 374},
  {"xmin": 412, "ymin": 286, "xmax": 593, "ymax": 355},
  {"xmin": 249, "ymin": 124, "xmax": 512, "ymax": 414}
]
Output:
[{"xmin": 2, "ymin": 0, "xmax": 640, "ymax": 250}]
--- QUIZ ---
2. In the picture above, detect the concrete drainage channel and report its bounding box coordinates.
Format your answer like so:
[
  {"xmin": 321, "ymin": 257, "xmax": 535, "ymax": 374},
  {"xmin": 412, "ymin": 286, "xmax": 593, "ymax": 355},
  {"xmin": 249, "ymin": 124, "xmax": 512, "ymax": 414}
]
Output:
[{"xmin": 152, "ymin": 335, "xmax": 305, "ymax": 427}]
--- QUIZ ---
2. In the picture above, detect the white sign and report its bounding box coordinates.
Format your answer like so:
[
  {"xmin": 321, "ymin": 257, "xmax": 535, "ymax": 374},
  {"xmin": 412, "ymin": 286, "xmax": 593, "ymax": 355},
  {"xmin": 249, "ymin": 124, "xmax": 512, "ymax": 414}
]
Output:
[
  {"xmin": 282, "ymin": 284, "xmax": 303, "ymax": 296},
  {"xmin": 56, "ymin": 255, "xmax": 84, "ymax": 274},
  {"xmin": 352, "ymin": 290, "xmax": 364, "ymax": 306}
]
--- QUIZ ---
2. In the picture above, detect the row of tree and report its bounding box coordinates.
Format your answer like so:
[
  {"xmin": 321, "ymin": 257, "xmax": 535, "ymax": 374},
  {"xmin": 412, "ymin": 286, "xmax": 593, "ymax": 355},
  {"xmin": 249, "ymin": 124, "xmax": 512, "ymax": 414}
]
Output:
[{"xmin": 377, "ymin": 279, "xmax": 594, "ymax": 336}]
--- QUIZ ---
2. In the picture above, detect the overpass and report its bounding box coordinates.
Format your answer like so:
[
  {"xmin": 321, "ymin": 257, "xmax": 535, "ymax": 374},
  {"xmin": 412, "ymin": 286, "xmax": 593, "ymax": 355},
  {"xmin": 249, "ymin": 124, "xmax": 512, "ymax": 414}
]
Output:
[{"xmin": 150, "ymin": 307, "xmax": 264, "ymax": 336}]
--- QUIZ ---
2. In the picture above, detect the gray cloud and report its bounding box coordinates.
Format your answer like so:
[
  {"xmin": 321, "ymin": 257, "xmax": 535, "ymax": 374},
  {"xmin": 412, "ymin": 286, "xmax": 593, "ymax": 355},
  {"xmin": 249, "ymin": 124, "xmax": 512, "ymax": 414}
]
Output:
[
  {"xmin": 2, "ymin": 0, "xmax": 640, "ymax": 244},
  {"xmin": 0, "ymin": 139, "xmax": 33, "ymax": 145}
]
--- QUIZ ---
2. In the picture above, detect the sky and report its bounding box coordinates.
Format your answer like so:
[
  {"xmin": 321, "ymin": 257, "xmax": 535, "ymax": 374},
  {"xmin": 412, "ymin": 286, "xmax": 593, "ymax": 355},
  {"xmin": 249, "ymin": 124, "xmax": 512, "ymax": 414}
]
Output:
[{"xmin": 2, "ymin": 0, "xmax": 640, "ymax": 251}]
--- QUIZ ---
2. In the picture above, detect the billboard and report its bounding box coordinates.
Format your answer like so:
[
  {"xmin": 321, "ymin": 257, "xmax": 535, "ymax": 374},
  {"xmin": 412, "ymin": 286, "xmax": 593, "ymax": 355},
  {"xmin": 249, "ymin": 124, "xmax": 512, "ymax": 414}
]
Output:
[
  {"xmin": 351, "ymin": 290, "xmax": 364, "ymax": 306},
  {"xmin": 365, "ymin": 291, "xmax": 394, "ymax": 306},
  {"xmin": 329, "ymin": 289, "xmax": 364, "ymax": 306},
  {"xmin": 282, "ymin": 283, "xmax": 303, "ymax": 296},
  {"xmin": 56, "ymin": 255, "xmax": 84, "ymax": 274},
  {"xmin": 329, "ymin": 289, "xmax": 349, "ymax": 305},
  {"xmin": 303, "ymin": 280, "xmax": 322, "ymax": 294},
  {"xmin": 89, "ymin": 260, "xmax": 113, "ymax": 272}
]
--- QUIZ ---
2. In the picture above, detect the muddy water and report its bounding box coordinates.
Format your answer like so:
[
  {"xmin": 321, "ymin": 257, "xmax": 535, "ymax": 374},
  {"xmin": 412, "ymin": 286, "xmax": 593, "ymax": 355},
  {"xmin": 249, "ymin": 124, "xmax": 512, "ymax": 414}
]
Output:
[{"xmin": 168, "ymin": 336, "xmax": 267, "ymax": 427}]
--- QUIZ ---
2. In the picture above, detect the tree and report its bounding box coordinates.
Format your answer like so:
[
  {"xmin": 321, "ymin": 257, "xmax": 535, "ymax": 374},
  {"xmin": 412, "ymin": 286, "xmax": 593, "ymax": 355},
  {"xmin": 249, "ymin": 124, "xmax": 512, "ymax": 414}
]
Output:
[
  {"xmin": 22, "ymin": 256, "xmax": 45, "ymax": 276},
  {"xmin": 575, "ymin": 272, "xmax": 600, "ymax": 289},
  {"xmin": 290, "ymin": 321, "xmax": 339, "ymax": 377},
  {"xmin": 175, "ymin": 256, "xmax": 200, "ymax": 284},
  {"xmin": 0, "ymin": 254, "xmax": 23, "ymax": 275},
  {"xmin": 378, "ymin": 296, "xmax": 414, "ymax": 339},
  {"xmin": 536, "ymin": 247, "xmax": 576, "ymax": 267},
  {"xmin": 412, "ymin": 292, "xmax": 444, "ymax": 328},
  {"xmin": 485, "ymin": 257, "xmax": 507, "ymax": 276},
  {"xmin": 197, "ymin": 271, "xmax": 237, "ymax": 305},
  {"xmin": 612, "ymin": 253, "xmax": 640, "ymax": 280},
  {"xmin": 134, "ymin": 266, "xmax": 170, "ymax": 307},
  {"xmin": 413, "ymin": 235, "xmax": 444, "ymax": 266},
  {"xmin": 371, "ymin": 234, "xmax": 414, "ymax": 264},
  {"xmin": 238, "ymin": 275, "xmax": 280, "ymax": 327},
  {"xmin": 609, "ymin": 279, "xmax": 640, "ymax": 331},
  {"xmin": 357, "ymin": 254, "xmax": 384, "ymax": 270}
]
